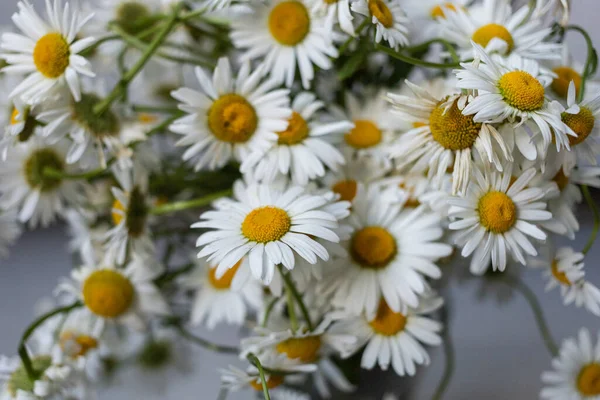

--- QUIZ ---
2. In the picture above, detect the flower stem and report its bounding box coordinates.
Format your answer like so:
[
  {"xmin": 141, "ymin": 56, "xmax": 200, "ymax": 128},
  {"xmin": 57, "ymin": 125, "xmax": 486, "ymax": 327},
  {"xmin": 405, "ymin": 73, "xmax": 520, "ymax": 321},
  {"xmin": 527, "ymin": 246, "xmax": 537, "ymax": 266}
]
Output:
[
  {"xmin": 171, "ymin": 322, "xmax": 239, "ymax": 354},
  {"xmin": 285, "ymin": 279, "xmax": 299, "ymax": 333},
  {"xmin": 18, "ymin": 302, "xmax": 82, "ymax": 381},
  {"xmin": 278, "ymin": 265, "xmax": 314, "ymax": 331},
  {"xmin": 339, "ymin": 19, "xmax": 370, "ymax": 55},
  {"xmin": 503, "ymin": 276, "xmax": 559, "ymax": 357},
  {"xmin": 375, "ymin": 44, "xmax": 461, "ymax": 69},
  {"xmin": 262, "ymin": 297, "xmax": 279, "ymax": 327},
  {"xmin": 581, "ymin": 185, "xmax": 600, "ymax": 255},
  {"xmin": 406, "ymin": 38, "xmax": 460, "ymax": 64},
  {"xmin": 431, "ymin": 305, "xmax": 455, "ymax": 400},
  {"xmin": 564, "ymin": 25, "xmax": 598, "ymax": 102},
  {"xmin": 43, "ymin": 165, "xmax": 111, "ymax": 181},
  {"xmin": 94, "ymin": 2, "xmax": 186, "ymax": 115},
  {"xmin": 132, "ymin": 105, "xmax": 181, "ymax": 114},
  {"xmin": 247, "ymin": 353, "xmax": 272, "ymax": 400},
  {"xmin": 150, "ymin": 189, "xmax": 233, "ymax": 215}
]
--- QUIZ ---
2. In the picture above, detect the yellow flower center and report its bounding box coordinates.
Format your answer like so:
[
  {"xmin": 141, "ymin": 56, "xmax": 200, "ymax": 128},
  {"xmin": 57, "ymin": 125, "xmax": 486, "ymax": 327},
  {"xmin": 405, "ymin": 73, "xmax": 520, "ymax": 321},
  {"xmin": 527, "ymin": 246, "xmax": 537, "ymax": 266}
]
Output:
[
  {"xmin": 368, "ymin": 0, "xmax": 394, "ymax": 28},
  {"xmin": 430, "ymin": 2, "xmax": 459, "ymax": 19},
  {"xmin": 24, "ymin": 148, "xmax": 64, "ymax": 192},
  {"xmin": 208, "ymin": 259, "xmax": 243, "ymax": 289},
  {"xmin": 59, "ymin": 332, "xmax": 99, "ymax": 357},
  {"xmin": 112, "ymin": 199, "xmax": 125, "ymax": 226},
  {"xmin": 242, "ymin": 206, "xmax": 291, "ymax": 243},
  {"xmin": 82, "ymin": 269, "xmax": 135, "ymax": 318},
  {"xmin": 369, "ymin": 300, "xmax": 407, "ymax": 336},
  {"xmin": 399, "ymin": 182, "xmax": 421, "ymax": 207},
  {"xmin": 351, "ymin": 226, "xmax": 397, "ymax": 269},
  {"xmin": 268, "ymin": 1, "xmax": 310, "ymax": 46},
  {"xmin": 562, "ymin": 107, "xmax": 595, "ymax": 146},
  {"xmin": 138, "ymin": 113, "xmax": 158, "ymax": 124},
  {"xmin": 550, "ymin": 259, "xmax": 571, "ymax": 286},
  {"xmin": 33, "ymin": 33, "xmax": 70, "ymax": 78},
  {"xmin": 552, "ymin": 168, "xmax": 569, "ymax": 192},
  {"xmin": 276, "ymin": 336, "xmax": 322, "ymax": 362},
  {"xmin": 345, "ymin": 120, "xmax": 382, "ymax": 149},
  {"xmin": 578, "ymin": 363, "xmax": 600, "ymax": 396},
  {"xmin": 332, "ymin": 179, "xmax": 358, "ymax": 202},
  {"xmin": 551, "ymin": 66, "xmax": 582, "ymax": 99},
  {"xmin": 208, "ymin": 94, "xmax": 258, "ymax": 143},
  {"xmin": 249, "ymin": 375, "xmax": 284, "ymax": 391},
  {"xmin": 472, "ymin": 23, "xmax": 514, "ymax": 53},
  {"xmin": 277, "ymin": 111, "xmax": 309, "ymax": 145},
  {"xmin": 429, "ymin": 99, "xmax": 482, "ymax": 150},
  {"xmin": 10, "ymin": 108, "xmax": 20, "ymax": 125},
  {"xmin": 498, "ymin": 71, "xmax": 545, "ymax": 112},
  {"xmin": 477, "ymin": 191, "xmax": 517, "ymax": 234}
]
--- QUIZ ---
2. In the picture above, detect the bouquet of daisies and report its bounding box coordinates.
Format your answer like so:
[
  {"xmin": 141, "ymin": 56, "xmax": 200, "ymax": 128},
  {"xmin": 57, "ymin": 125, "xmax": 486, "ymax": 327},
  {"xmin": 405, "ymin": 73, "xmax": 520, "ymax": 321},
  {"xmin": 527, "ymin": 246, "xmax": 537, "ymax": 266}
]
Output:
[{"xmin": 0, "ymin": 0, "xmax": 598, "ymax": 398}]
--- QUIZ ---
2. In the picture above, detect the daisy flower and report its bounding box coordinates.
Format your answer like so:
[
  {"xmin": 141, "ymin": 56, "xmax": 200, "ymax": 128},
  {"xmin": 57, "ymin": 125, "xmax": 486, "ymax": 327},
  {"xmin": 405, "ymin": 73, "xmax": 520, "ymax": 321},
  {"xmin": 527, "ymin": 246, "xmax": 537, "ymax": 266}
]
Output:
[
  {"xmin": 541, "ymin": 328, "xmax": 600, "ymax": 400},
  {"xmin": 0, "ymin": 209, "xmax": 21, "ymax": 259},
  {"xmin": 179, "ymin": 256, "xmax": 263, "ymax": 329},
  {"xmin": 351, "ymin": 0, "xmax": 410, "ymax": 50},
  {"xmin": 401, "ymin": 0, "xmax": 468, "ymax": 43},
  {"xmin": 240, "ymin": 92, "xmax": 351, "ymax": 186},
  {"xmin": 322, "ymin": 153, "xmax": 388, "ymax": 203},
  {"xmin": 438, "ymin": 0, "xmax": 562, "ymax": 61},
  {"xmin": 170, "ymin": 57, "xmax": 291, "ymax": 171},
  {"xmin": 193, "ymin": 183, "xmax": 348, "ymax": 284},
  {"xmin": 307, "ymin": 0, "xmax": 354, "ymax": 36},
  {"xmin": 330, "ymin": 291, "xmax": 443, "ymax": 376},
  {"xmin": 320, "ymin": 185, "xmax": 451, "ymax": 317},
  {"xmin": 456, "ymin": 44, "xmax": 571, "ymax": 154},
  {"xmin": 0, "ymin": 136, "xmax": 86, "ymax": 227},
  {"xmin": 230, "ymin": 0, "xmax": 338, "ymax": 89},
  {"xmin": 0, "ymin": 73, "xmax": 32, "ymax": 160},
  {"xmin": 387, "ymin": 80, "xmax": 511, "ymax": 195},
  {"xmin": 546, "ymin": 45, "xmax": 590, "ymax": 100},
  {"xmin": 0, "ymin": 0, "xmax": 96, "ymax": 105},
  {"xmin": 448, "ymin": 164, "xmax": 552, "ymax": 274},
  {"xmin": 56, "ymin": 253, "xmax": 170, "ymax": 334}
]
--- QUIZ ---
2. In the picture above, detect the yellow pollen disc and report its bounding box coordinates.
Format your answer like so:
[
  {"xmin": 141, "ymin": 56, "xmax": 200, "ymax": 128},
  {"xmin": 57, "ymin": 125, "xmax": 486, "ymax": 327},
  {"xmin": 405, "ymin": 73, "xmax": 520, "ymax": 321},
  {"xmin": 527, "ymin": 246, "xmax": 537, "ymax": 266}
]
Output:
[
  {"xmin": 551, "ymin": 66, "xmax": 582, "ymax": 99},
  {"xmin": 562, "ymin": 107, "xmax": 595, "ymax": 146},
  {"xmin": 208, "ymin": 94, "xmax": 258, "ymax": 143},
  {"xmin": 552, "ymin": 168, "xmax": 569, "ymax": 192},
  {"xmin": 249, "ymin": 375, "xmax": 284, "ymax": 391},
  {"xmin": 472, "ymin": 23, "xmax": 514, "ymax": 53},
  {"xmin": 242, "ymin": 206, "xmax": 291, "ymax": 243},
  {"xmin": 59, "ymin": 332, "xmax": 99, "ymax": 357},
  {"xmin": 345, "ymin": 120, "xmax": 382, "ymax": 149},
  {"xmin": 369, "ymin": 300, "xmax": 407, "ymax": 336},
  {"xmin": 578, "ymin": 363, "xmax": 600, "ymax": 396},
  {"xmin": 208, "ymin": 259, "xmax": 243, "ymax": 290},
  {"xmin": 33, "ymin": 33, "xmax": 70, "ymax": 78},
  {"xmin": 368, "ymin": 0, "xmax": 394, "ymax": 28},
  {"xmin": 498, "ymin": 71, "xmax": 545, "ymax": 112},
  {"xmin": 10, "ymin": 108, "xmax": 20, "ymax": 125},
  {"xmin": 550, "ymin": 260, "xmax": 571, "ymax": 286},
  {"xmin": 477, "ymin": 191, "xmax": 517, "ymax": 234},
  {"xmin": 351, "ymin": 226, "xmax": 397, "ymax": 268},
  {"xmin": 430, "ymin": 2, "xmax": 459, "ymax": 19},
  {"xmin": 429, "ymin": 99, "xmax": 482, "ymax": 150},
  {"xmin": 332, "ymin": 179, "xmax": 358, "ymax": 202},
  {"xmin": 82, "ymin": 270, "xmax": 135, "ymax": 318},
  {"xmin": 138, "ymin": 113, "xmax": 158, "ymax": 124},
  {"xmin": 268, "ymin": 1, "xmax": 310, "ymax": 46},
  {"xmin": 276, "ymin": 336, "xmax": 322, "ymax": 362},
  {"xmin": 112, "ymin": 199, "xmax": 126, "ymax": 226},
  {"xmin": 399, "ymin": 183, "xmax": 421, "ymax": 207},
  {"xmin": 277, "ymin": 111, "xmax": 309, "ymax": 145}
]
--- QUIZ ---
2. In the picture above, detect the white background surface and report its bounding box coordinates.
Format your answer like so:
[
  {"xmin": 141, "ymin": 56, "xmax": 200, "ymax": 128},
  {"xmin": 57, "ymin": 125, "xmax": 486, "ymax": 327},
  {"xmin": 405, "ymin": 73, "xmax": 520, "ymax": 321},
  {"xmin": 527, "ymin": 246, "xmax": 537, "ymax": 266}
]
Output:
[{"xmin": 0, "ymin": 1, "xmax": 599, "ymax": 399}]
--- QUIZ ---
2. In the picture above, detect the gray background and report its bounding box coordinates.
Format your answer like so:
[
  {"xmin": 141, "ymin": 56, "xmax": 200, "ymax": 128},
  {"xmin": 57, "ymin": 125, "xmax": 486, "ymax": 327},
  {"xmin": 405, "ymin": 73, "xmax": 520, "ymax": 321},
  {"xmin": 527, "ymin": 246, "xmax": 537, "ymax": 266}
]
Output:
[{"xmin": 1, "ymin": 1, "xmax": 599, "ymax": 399}]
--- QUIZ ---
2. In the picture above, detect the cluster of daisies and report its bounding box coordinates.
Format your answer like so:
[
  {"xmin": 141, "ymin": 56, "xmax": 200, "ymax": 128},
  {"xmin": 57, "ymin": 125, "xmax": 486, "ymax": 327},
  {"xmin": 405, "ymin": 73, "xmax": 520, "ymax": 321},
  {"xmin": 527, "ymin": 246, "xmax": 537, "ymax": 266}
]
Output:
[{"xmin": 0, "ymin": 0, "xmax": 598, "ymax": 398}]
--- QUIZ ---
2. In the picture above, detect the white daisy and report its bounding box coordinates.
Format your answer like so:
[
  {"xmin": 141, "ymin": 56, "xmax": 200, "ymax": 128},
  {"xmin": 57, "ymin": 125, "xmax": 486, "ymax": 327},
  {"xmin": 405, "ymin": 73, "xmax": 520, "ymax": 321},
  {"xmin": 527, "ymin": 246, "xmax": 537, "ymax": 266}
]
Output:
[
  {"xmin": 307, "ymin": 0, "xmax": 354, "ymax": 36},
  {"xmin": 0, "ymin": 209, "xmax": 21, "ymax": 259},
  {"xmin": 438, "ymin": 0, "xmax": 562, "ymax": 61},
  {"xmin": 448, "ymin": 164, "xmax": 552, "ymax": 274},
  {"xmin": 402, "ymin": 0, "xmax": 467, "ymax": 42},
  {"xmin": 230, "ymin": 0, "xmax": 338, "ymax": 89},
  {"xmin": 330, "ymin": 291, "xmax": 443, "ymax": 376},
  {"xmin": 0, "ymin": 73, "xmax": 32, "ymax": 160},
  {"xmin": 240, "ymin": 92, "xmax": 351, "ymax": 186},
  {"xmin": 320, "ymin": 184, "xmax": 451, "ymax": 317},
  {"xmin": 56, "ymin": 252, "xmax": 170, "ymax": 334},
  {"xmin": 387, "ymin": 80, "xmax": 511, "ymax": 195},
  {"xmin": 0, "ymin": 136, "xmax": 86, "ymax": 227},
  {"xmin": 0, "ymin": 0, "xmax": 96, "ymax": 105},
  {"xmin": 179, "ymin": 256, "xmax": 263, "ymax": 329},
  {"xmin": 193, "ymin": 183, "xmax": 348, "ymax": 284},
  {"xmin": 541, "ymin": 328, "xmax": 600, "ymax": 400},
  {"xmin": 456, "ymin": 44, "xmax": 572, "ymax": 154},
  {"xmin": 170, "ymin": 57, "xmax": 291, "ymax": 171},
  {"xmin": 351, "ymin": 0, "xmax": 410, "ymax": 50}
]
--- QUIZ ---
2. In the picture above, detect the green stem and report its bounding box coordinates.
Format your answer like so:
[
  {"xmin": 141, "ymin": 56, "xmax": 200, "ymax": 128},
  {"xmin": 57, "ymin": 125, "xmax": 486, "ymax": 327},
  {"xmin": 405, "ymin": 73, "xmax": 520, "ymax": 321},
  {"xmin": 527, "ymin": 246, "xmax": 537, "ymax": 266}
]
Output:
[
  {"xmin": 132, "ymin": 105, "xmax": 181, "ymax": 114},
  {"xmin": 179, "ymin": 7, "xmax": 208, "ymax": 22},
  {"xmin": 504, "ymin": 276, "xmax": 559, "ymax": 357},
  {"xmin": 262, "ymin": 297, "xmax": 279, "ymax": 327},
  {"xmin": 155, "ymin": 262, "xmax": 195, "ymax": 285},
  {"xmin": 247, "ymin": 353, "xmax": 272, "ymax": 400},
  {"xmin": 405, "ymin": 38, "xmax": 460, "ymax": 64},
  {"xmin": 18, "ymin": 302, "xmax": 82, "ymax": 381},
  {"xmin": 94, "ymin": 3, "xmax": 186, "ymax": 115},
  {"xmin": 80, "ymin": 34, "xmax": 120, "ymax": 56},
  {"xmin": 581, "ymin": 185, "xmax": 600, "ymax": 255},
  {"xmin": 339, "ymin": 19, "xmax": 370, "ymax": 55},
  {"xmin": 43, "ymin": 165, "xmax": 111, "ymax": 180},
  {"xmin": 173, "ymin": 323, "xmax": 239, "ymax": 354},
  {"xmin": 278, "ymin": 265, "xmax": 314, "ymax": 331},
  {"xmin": 150, "ymin": 189, "xmax": 233, "ymax": 215},
  {"xmin": 146, "ymin": 113, "xmax": 183, "ymax": 137},
  {"xmin": 285, "ymin": 281, "xmax": 299, "ymax": 333},
  {"xmin": 565, "ymin": 25, "xmax": 597, "ymax": 102},
  {"xmin": 431, "ymin": 305, "xmax": 455, "ymax": 400},
  {"xmin": 376, "ymin": 44, "xmax": 460, "ymax": 69}
]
